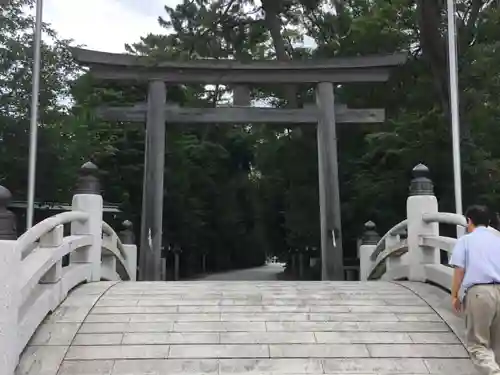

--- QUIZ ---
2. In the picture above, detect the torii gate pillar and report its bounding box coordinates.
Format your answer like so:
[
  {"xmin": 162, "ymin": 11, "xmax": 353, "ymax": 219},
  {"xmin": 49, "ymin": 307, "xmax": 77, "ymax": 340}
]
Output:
[
  {"xmin": 140, "ymin": 80, "xmax": 166, "ymax": 281},
  {"xmin": 316, "ymin": 82, "xmax": 344, "ymax": 281}
]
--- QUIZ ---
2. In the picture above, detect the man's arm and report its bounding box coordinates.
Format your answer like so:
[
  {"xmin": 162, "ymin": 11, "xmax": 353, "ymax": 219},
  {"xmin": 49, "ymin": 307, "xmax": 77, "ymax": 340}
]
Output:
[
  {"xmin": 451, "ymin": 267, "xmax": 465, "ymax": 299},
  {"xmin": 449, "ymin": 236, "xmax": 466, "ymax": 312}
]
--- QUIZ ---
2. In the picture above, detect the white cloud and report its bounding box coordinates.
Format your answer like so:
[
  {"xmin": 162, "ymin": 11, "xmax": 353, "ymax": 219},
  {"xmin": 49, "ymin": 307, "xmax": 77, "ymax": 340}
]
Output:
[{"xmin": 43, "ymin": 0, "xmax": 179, "ymax": 53}]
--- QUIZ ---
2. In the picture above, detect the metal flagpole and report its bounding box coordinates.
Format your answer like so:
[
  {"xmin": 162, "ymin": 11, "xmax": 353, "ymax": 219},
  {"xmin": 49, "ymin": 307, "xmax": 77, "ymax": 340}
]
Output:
[
  {"xmin": 26, "ymin": 0, "xmax": 44, "ymax": 229},
  {"xmin": 446, "ymin": 0, "xmax": 464, "ymax": 236}
]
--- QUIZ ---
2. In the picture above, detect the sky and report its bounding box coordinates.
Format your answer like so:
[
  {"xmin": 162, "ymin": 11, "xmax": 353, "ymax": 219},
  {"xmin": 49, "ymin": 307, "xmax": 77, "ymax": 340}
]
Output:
[
  {"xmin": 43, "ymin": 0, "xmax": 178, "ymax": 52},
  {"xmin": 42, "ymin": 0, "xmax": 312, "ymax": 53}
]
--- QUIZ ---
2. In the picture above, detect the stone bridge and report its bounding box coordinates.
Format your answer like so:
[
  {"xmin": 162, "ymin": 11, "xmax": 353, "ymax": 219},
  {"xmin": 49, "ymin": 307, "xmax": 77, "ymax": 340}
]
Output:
[
  {"xmin": 19, "ymin": 281, "xmax": 473, "ymax": 375},
  {"xmin": 0, "ymin": 163, "xmax": 484, "ymax": 374}
]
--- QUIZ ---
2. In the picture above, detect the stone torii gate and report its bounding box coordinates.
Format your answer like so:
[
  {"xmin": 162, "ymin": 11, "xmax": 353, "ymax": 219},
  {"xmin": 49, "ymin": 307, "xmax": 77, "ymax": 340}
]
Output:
[{"xmin": 72, "ymin": 48, "xmax": 405, "ymax": 281}]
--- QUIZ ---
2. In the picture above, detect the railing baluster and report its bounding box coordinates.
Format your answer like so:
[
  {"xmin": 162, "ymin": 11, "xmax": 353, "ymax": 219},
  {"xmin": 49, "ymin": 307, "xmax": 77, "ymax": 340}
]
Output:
[{"xmin": 39, "ymin": 224, "xmax": 64, "ymax": 284}]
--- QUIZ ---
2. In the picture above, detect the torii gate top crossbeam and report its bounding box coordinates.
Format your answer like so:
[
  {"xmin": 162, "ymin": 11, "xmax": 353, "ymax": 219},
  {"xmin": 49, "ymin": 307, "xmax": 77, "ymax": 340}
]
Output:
[{"xmin": 72, "ymin": 48, "xmax": 407, "ymax": 84}]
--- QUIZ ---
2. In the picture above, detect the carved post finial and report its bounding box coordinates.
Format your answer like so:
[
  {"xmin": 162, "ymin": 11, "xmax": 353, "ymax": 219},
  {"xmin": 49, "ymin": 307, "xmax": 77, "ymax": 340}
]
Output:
[
  {"xmin": 0, "ymin": 185, "xmax": 16, "ymax": 240},
  {"xmin": 119, "ymin": 220, "xmax": 135, "ymax": 244},
  {"xmin": 409, "ymin": 164, "xmax": 434, "ymax": 196},
  {"xmin": 75, "ymin": 161, "xmax": 101, "ymax": 195},
  {"xmin": 362, "ymin": 221, "xmax": 380, "ymax": 245}
]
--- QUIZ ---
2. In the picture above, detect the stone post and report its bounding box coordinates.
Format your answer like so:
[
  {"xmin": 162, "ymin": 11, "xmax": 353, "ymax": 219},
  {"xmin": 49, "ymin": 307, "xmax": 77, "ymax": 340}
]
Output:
[
  {"xmin": 202, "ymin": 251, "xmax": 207, "ymax": 274},
  {"xmin": 120, "ymin": 220, "xmax": 137, "ymax": 281},
  {"xmin": 173, "ymin": 246, "xmax": 181, "ymax": 281},
  {"xmin": 70, "ymin": 162, "xmax": 103, "ymax": 282},
  {"xmin": 359, "ymin": 221, "xmax": 380, "ymax": 281},
  {"xmin": 0, "ymin": 185, "xmax": 16, "ymax": 240},
  {"xmin": 298, "ymin": 251, "xmax": 305, "ymax": 279},
  {"xmin": 406, "ymin": 164, "xmax": 439, "ymax": 281}
]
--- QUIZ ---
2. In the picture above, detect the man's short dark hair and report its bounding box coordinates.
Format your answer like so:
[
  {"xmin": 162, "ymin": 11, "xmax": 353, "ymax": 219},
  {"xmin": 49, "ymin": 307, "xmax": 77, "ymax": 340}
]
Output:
[{"xmin": 465, "ymin": 205, "xmax": 490, "ymax": 227}]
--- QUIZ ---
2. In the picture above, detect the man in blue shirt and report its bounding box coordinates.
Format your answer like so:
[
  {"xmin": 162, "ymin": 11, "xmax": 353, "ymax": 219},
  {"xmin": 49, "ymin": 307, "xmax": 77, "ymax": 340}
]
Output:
[{"xmin": 450, "ymin": 205, "xmax": 500, "ymax": 375}]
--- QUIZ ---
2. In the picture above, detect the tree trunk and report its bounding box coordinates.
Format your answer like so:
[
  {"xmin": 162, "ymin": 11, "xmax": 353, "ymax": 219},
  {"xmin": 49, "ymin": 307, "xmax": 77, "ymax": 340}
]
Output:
[
  {"xmin": 262, "ymin": 0, "xmax": 298, "ymax": 108},
  {"xmin": 416, "ymin": 0, "xmax": 449, "ymax": 113}
]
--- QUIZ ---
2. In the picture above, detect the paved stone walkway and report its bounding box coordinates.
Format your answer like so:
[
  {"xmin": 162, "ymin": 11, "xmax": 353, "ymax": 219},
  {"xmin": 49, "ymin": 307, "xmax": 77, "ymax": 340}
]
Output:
[
  {"xmin": 200, "ymin": 264, "xmax": 284, "ymax": 281},
  {"xmin": 18, "ymin": 281, "xmax": 475, "ymax": 375}
]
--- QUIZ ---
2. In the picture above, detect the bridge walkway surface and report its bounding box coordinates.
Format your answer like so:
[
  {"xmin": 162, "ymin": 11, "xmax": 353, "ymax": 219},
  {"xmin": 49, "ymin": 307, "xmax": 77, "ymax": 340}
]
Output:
[{"xmin": 17, "ymin": 281, "xmax": 476, "ymax": 375}]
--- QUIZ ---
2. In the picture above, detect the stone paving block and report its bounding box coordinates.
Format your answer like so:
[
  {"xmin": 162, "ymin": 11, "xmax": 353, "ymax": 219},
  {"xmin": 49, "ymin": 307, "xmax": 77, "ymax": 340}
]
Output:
[
  {"xmin": 408, "ymin": 332, "xmax": 460, "ymax": 344},
  {"xmin": 220, "ymin": 332, "xmax": 316, "ymax": 344},
  {"xmin": 66, "ymin": 345, "xmax": 171, "ymax": 360},
  {"xmin": 29, "ymin": 323, "xmax": 80, "ymax": 346},
  {"xmin": 79, "ymin": 322, "xmax": 175, "ymax": 333},
  {"xmin": 308, "ymin": 313, "xmax": 399, "ymax": 322},
  {"xmin": 100, "ymin": 292, "xmax": 144, "ymax": 301},
  {"xmin": 86, "ymin": 314, "xmax": 131, "ymax": 323},
  {"xmin": 79, "ymin": 323, "xmax": 129, "ymax": 334},
  {"xmin": 73, "ymin": 333, "xmax": 124, "ymax": 345},
  {"xmin": 219, "ymin": 299, "xmax": 265, "ymax": 306},
  {"xmin": 311, "ymin": 299, "xmax": 388, "ymax": 306},
  {"xmin": 339, "ymin": 293, "xmax": 416, "ymax": 300},
  {"xmin": 138, "ymin": 299, "xmax": 219, "ymax": 306},
  {"xmin": 357, "ymin": 322, "xmax": 449, "ymax": 332},
  {"xmin": 61, "ymin": 295, "xmax": 101, "ymax": 308},
  {"xmin": 367, "ymin": 344, "xmax": 469, "ymax": 358},
  {"xmin": 91, "ymin": 306, "xmax": 178, "ymax": 314},
  {"xmin": 220, "ymin": 313, "xmax": 308, "ymax": 322},
  {"xmin": 57, "ymin": 360, "xmax": 115, "ymax": 375},
  {"xmin": 384, "ymin": 298, "xmax": 428, "ymax": 306},
  {"xmin": 397, "ymin": 313, "xmax": 443, "ymax": 322},
  {"xmin": 178, "ymin": 305, "xmax": 226, "ymax": 313},
  {"xmin": 111, "ymin": 359, "xmax": 219, "ymax": 375},
  {"xmin": 96, "ymin": 299, "xmax": 139, "ymax": 307},
  {"xmin": 347, "ymin": 305, "xmax": 434, "ymax": 313},
  {"xmin": 264, "ymin": 305, "xmax": 317, "ymax": 313},
  {"xmin": 169, "ymin": 344, "xmax": 269, "ymax": 359},
  {"xmin": 219, "ymin": 358, "xmax": 324, "ymax": 374},
  {"xmin": 424, "ymin": 358, "xmax": 478, "ymax": 374},
  {"xmin": 307, "ymin": 305, "xmax": 354, "ymax": 313},
  {"xmin": 322, "ymin": 358, "xmax": 429, "ymax": 374},
  {"xmin": 88, "ymin": 313, "xmax": 221, "ymax": 323},
  {"xmin": 164, "ymin": 313, "xmax": 221, "ymax": 322},
  {"xmin": 314, "ymin": 331, "xmax": 413, "ymax": 344},
  {"xmin": 267, "ymin": 321, "xmax": 359, "ymax": 331},
  {"xmin": 270, "ymin": 344, "xmax": 369, "ymax": 358},
  {"xmin": 46, "ymin": 306, "xmax": 89, "ymax": 323},
  {"xmin": 16, "ymin": 346, "xmax": 67, "ymax": 375},
  {"xmin": 174, "ymin": 322, "xmax": 266, "ymax": 332},
  {"xmin": 122, "ymin": 332, "xmax": 219, "ymax": 345}
]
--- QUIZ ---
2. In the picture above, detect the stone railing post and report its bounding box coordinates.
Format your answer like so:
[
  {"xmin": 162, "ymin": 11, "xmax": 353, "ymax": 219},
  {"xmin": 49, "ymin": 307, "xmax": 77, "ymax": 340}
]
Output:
[
  {"xmin": 39, "ymin": 225, "xmax": 64, "ymax": 285},
  {"xmin": 384, "ymin": 227, "xmax": 408, "ymax": 278},
  {"xmin": 119, "ymin": 220, "xmax": 137, "ymax": 281},
  {"xmin": 359, "ymin": 221, "xmax": 379, "ymax": 281},
  {"xmin": 70, "ymin": 162, "xmax": 103, "ymax": 282},
  {"xmin": 202, "ymin": 251, "xmax": 208, "ymax": 274},
  {"xmin": 407, "ymin": 164, "xmax": 439, "ymax": 281},
  {"xmin": 0, "ymin": 185, "xmax": 18, "ymax": 375},
  {"xmin": 0, "ymin": 185, "xmax": 17, "ymax": 240}
]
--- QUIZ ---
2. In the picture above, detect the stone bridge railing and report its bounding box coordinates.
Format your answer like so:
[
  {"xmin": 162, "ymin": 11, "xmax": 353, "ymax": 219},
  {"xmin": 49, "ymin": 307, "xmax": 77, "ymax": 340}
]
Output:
[
  {"xmin": 359, "ymin": 164, "xmax": 466, "ymax": 291},
  {"xmin": 0, "ymin": 162, "xmax": 137, "ymax": 375}
]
